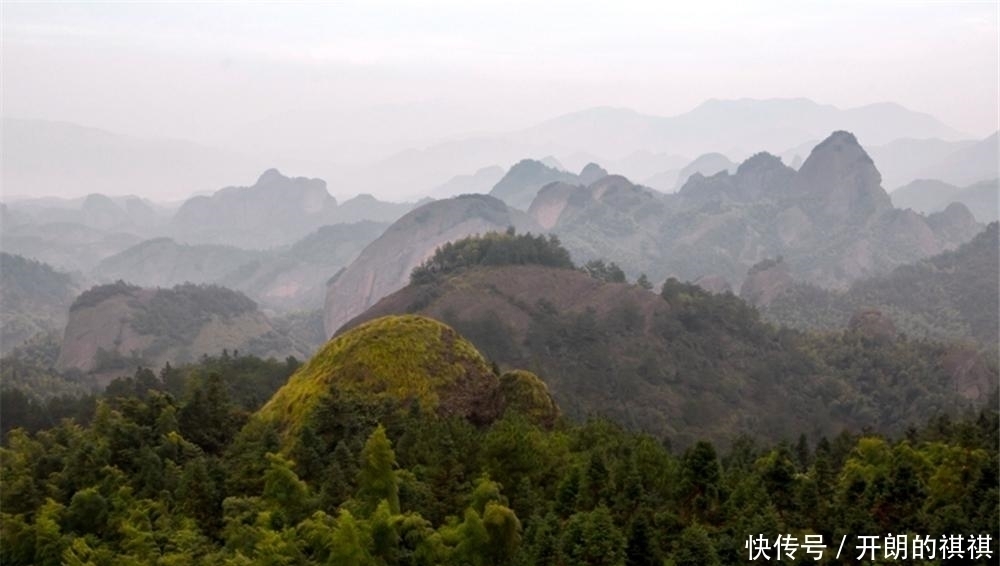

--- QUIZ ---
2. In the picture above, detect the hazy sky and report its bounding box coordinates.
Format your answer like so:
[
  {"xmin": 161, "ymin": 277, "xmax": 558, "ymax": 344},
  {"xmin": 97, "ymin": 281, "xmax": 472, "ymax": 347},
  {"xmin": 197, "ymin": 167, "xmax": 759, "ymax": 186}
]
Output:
[{"xmin": 2, "ymin": 0, "xmax": 998, "ymax": 190}]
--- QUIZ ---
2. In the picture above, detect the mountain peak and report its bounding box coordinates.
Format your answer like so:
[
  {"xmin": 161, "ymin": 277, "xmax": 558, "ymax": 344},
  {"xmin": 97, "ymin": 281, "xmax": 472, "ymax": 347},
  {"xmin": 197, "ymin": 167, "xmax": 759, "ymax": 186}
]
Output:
[
  {"xmin": 793, "ymin": 131, "xmax": 891, "ymax": 222},
  {"xmin": 256, "ymin": 168, "xmax": 286, "ymax": 184},
  {"xmin": 579, "ymin": 162, "xmax": 609, "ymax": 185}
]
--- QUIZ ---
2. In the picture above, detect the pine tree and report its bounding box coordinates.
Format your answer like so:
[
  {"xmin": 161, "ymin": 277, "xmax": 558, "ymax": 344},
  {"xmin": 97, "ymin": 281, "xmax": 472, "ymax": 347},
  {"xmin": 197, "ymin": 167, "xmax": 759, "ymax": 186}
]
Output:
[{"xmin": 358, "ymin": 425, "xmax": 400, "ymax": 514}]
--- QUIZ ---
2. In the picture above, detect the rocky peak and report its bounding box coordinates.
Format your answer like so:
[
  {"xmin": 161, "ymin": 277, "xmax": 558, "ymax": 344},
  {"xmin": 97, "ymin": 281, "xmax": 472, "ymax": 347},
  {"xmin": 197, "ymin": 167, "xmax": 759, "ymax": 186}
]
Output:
[
  {"xmin": 256, "ymin": 168, "xmax": 286, "ymax": 184},
  {"xmin": 927, "ymin": 201, "xmax": 981, "ymax": 243},
  {"xmin": 740, "ymin": 257, "xmax": 792, "ymax": 306},
  {"xmin": 733, "ymin": 152, "xmax": 795, "ymax": 201},
  {"xmin": 490, "ymin": 159, "xmax": 579, "ymax": 210},
  {"xmin": 792, "ymin": 131, "xmax": 892, "ymax": 223},
  {"xmin": 579, "ymin": 162, "xmax": 610, "ymax": 185}
]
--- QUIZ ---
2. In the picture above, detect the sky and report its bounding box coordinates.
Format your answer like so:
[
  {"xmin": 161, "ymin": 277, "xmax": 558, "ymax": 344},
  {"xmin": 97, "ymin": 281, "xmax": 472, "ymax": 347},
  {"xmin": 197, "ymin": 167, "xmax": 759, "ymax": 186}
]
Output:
[{"xmin": 1, "ymin": 1, "xmax": 998, "ymax": 198}]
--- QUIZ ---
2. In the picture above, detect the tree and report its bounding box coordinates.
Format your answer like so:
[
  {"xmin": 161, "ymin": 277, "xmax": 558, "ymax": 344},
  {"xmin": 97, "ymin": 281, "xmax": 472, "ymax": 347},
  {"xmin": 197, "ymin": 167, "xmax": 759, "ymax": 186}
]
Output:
[
  {"xmin": 330, "ymin": 510, "xmax": 375, "ymax": 565},
  {"xmin": 636, "ymin": 273, "xmax": 653, "ymax": 290},
  {"xmin": 672, "ymin": 523, "xmax": 719, "ymax": 566},
  {"xmin": 560, "ymin": 506, "xmax": 625, "ymax": 566},
  {"xmin": 358, "ymin": 425, "xmax": 400, "ymax": 514}
]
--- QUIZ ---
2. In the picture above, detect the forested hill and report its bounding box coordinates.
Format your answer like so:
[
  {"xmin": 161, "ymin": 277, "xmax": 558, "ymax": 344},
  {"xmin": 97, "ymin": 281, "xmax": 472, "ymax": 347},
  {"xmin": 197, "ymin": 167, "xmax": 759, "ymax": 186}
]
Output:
[
  {"xmin": 0, "ymin": 253, "xmax": 81, "ymax": 355},
  {"xmin": 0, "ymin": 312, "xmax": 996, "ymax": 565},
  {"xmin": 761, "ymin": 222, "xmax": 999, "ymax": 351},
  {"xmin": 57, "ymin": 282, "xmax": 308, "ymax": 380},
  {"xmin": 342, "ymin": 234, "xmax": 996, "ymax": 446}
]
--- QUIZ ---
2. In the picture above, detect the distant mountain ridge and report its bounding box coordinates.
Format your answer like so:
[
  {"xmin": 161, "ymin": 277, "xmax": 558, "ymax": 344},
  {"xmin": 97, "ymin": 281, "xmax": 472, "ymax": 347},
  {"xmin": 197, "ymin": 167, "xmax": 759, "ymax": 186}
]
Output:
[
  {"xmin": 93, "ymin": 221, "xmax": 387, "ymax": 311},
  {"xmin": 536, "ymin": 131, "xmax": 981, "ymax": 290},
  {"xmin": 892, "ymin": 178, "xmax": 999, "ymax": 223},
  {"xmin": 760, "ymin": 222, "xmax": 1000, "ymax": 350}
]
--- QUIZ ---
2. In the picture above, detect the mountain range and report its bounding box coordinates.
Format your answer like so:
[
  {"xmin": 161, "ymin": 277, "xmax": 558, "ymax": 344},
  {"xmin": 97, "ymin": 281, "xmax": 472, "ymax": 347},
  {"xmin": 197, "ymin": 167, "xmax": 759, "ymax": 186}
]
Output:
[{"xmin": 337, "ymin": 232, "xmax": 994, "ymax": 444}]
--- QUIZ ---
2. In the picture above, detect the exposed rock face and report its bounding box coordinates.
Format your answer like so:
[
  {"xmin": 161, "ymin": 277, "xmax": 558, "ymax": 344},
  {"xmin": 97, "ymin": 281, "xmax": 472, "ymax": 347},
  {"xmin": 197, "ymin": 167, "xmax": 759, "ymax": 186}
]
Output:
[
  {"xmin": 791, "ymin": 131, "xmax": 892, "ymax": 224},
  {"xmin": 538, "ymin": 131, "xmax": 980, "ymax": 291},
  {"xmin": 489, "ymin": 159, "xmax": 581, "ymax": 210},
  {"xmin": 56, "ymin": 282, "xmax": 304, "ymax": 383},
  {"xmin": 578, "ymin": 162, "xmax": 610, "ymax": 185},
  {"xmin": 528, "ymin": 182, "xmax": 579, "ymax": 230},
  {"xmin": 323, "ymin": 195, "xmax": 539, "ymax": 336},
  {"xmin": 740, "ymin": 258, "xmax": 793, "ymax": 306}
]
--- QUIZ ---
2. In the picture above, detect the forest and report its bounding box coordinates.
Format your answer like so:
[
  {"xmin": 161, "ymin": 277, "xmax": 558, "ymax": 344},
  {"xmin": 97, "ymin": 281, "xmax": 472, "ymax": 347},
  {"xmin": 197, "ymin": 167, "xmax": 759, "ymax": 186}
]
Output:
[{"xmin": 1, "ymin": 348, "xmax": 996, "ymax": 565}]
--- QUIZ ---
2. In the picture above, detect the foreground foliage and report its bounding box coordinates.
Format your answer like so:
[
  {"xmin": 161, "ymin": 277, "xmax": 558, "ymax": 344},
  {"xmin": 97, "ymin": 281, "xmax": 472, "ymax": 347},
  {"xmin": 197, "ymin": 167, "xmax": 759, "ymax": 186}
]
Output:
[{"xmin": 1, "ymin": 357, "xmax": 996, "ymax": 565}]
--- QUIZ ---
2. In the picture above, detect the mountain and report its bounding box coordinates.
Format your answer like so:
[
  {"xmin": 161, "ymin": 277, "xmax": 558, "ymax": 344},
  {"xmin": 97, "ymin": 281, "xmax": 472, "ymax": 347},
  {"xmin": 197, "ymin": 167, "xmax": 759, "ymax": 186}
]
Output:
[
  {"xmin": 341, "ymin": 235, "xmax": 993, "ymax": 444},
  {"xmin": 761, "ymin": 222, "xmax": 1000, "ymax": 351},
  {"xmin": 170, "ymin": 169, "xmax": 336, "ymax": 248},
  {"xmin": 169, "ymin": 169, "xmax": 415, "ymax": 248},
  {"xmin": 866, "ymin": 138, "xmax": 976, "ymax": 190},
  {"xmin": 56, "ymin": 282, "xmax": 306, "ymax": 382},
  {"xmin": 1, "ymin": 117, "xmax": 266, "ymax": 201},
  {"xmin": 513, "ymin": 99, "xmax": 966, "ymax": 160},
  {"xmin": 323, "ymin": 195, "xmax": 540, "ymax": 336},
  {"xmin": 489, "ymin": 159, "xmax": 581, "ymax": 210},
  {"xmin": 256, "ymin": 314, "xmax": 558, "ymax": 445},
  {"xmin": 345, "ymin": 98, "xmax": 964, "ymax": 199},
  {"xmin": 0, "ymin": 221, "xmax": 143, "ymax": 272},
  {"xmin": 92, "ymin": 238, "xmax": 264, "ymax": 289},
  {"xmin": 425, "ymin": 165, "xmax": 506, "ymax": 199},
  {"xmin": 219, "ymin": 221, "xmax": 388, "ymax": 311},
  {"xmin": 333, "ymin": 194, "xmax": 423, "ymax": 224},
  {"xmin": 93, "ymin": 221, "xmax": 387, "ymax": 311},
  {"xmin": 535, "ymin": 131, "xmax": 980, "ymax": 290},
  {"xmin": 670, "ymin": 153, "xmax": 737, "ymax": 191},
  {"xmin": 916, "ymin": 132, "xmax": 999, "ymax": 188},
  {"xmin": 0, "ymin": 254, "xmax": 81, "ymax": 354},
  {"xmin": 892, "ymin": 178, "xmax": 999, "ymax": 222}
]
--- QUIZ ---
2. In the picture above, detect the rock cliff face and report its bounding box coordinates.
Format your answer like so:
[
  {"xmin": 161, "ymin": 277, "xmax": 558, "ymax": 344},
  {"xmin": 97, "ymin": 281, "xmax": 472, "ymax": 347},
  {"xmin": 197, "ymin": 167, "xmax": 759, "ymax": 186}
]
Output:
[
  {"xmin": 791, "ymin": 131, "xmax": 893, "ymax": 224},
  {"xmin": 56, "ymin": 282, "xmax": 304, "ymax": 382},
  {"xmin": 322, "ymin": 195, "xmax": 539, "ymax": 336},
  {"xmin": 538, "ymin": 131, "xmax": 980, "ymax": 290},
  {"xmin": 739, "ymin": 258, "xmax": 793, "ymax": 307}
]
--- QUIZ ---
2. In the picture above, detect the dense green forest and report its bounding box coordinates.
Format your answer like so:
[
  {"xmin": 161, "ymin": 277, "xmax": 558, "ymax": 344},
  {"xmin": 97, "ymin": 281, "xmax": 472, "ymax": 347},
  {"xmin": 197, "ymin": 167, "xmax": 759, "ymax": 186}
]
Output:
[
  {"xmin": 410, "ymin": 229, "xmax": 574, "ymax": 284},
  {"xmin": 2, "ymin": 323, "xmax": 997, "ymax": 565},
  {"xmin": 763, "ymin": 222, "xmax": 999, "ymax": 352}
]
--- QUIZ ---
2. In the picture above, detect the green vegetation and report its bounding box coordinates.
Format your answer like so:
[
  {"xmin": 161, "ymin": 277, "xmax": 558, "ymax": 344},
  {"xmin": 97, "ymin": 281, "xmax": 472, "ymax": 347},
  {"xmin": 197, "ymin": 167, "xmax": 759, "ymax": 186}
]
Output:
[
  {"xmin": 411, "ymin": 229, "xmax": 574, "ymax": 284},
  {"xmin": 764, "ymin": 222, "xmax": 999, "ymax": 351},
  {"xmin": 0, "ymin": 332, "xmax": 96, "ymax": 401},
  {"xmin": 258, "ymin": 315, "xmax": 497, "ymax": 444},
  {"xmin": 130, "ymin": 283, "xmax": 257, "ymax": 337},
  {"xmin": 70, "ymin": 280, "xmax": 140, "ymax": 311},
  {"xmin": 1, "ymin": 345, "xmax": 995, "ymax": 564},
  {"xmin": 359, "ymin": 263, "xmax": 998, "ymax": 445},
  {"xmin": 0, "ymin": 253, "xmax": 78, "ymax": 354}
]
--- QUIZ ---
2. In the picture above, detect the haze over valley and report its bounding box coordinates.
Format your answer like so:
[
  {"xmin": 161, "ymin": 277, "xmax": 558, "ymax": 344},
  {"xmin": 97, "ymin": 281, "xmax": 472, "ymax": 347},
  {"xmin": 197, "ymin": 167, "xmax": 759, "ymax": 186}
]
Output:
[{"xmin": 1, "ymin": 3, "xmax": 998, "ymax": 565}]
